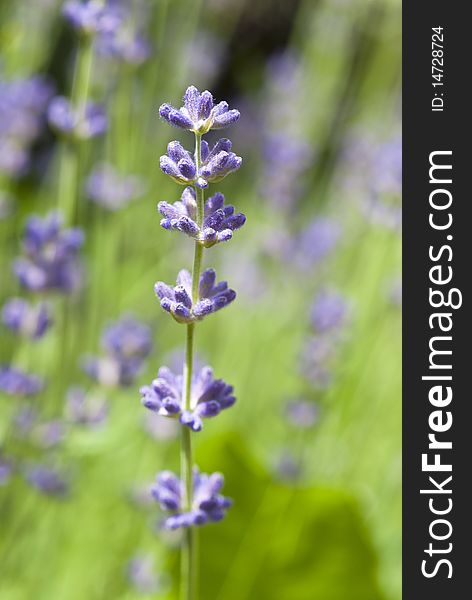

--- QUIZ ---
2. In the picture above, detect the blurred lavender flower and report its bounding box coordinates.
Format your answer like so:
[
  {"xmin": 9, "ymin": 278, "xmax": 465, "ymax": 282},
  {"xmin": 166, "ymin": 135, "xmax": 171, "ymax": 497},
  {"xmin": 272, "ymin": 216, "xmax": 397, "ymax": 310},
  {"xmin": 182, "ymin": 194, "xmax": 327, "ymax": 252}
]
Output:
[
  {"xmin": 310, "ymin": 290, "xmax": 347, "ymax": 332},
  {"xmin": 48, "ymin": 97, "xmax": 108, "ymax": 140},
  {"xmin": 260, "ymin": 51, "xmax": 314, "ymax": 211},
  {"xmin": 82, "ymin": 315, "xmax": 152, "ymax": 387},
  {"xmin": 127, "ymin": 554, "xmax": 167, "ymax": 595},
  {"xmin": 0, "ymin": 366, "xmax": 43, "ymax": 397},
  {"xmin": 86, "ymin": 163, "xmax": 145, "ymax": 211},
  {"xmin": 66, "ymin": 386, "xmax": 109, "ymax": 427},
  {"xmin": 273, "ymin": 451, "xmax": 302, "ymax": 482},
  {"xmin": 13, "ymin": 212, "xmax": 84, "ymax": 293},
  {"xmin": 2, "ymin": 298, "xmax": 52, "ymax": 339},
  {"xmin": 289, "ymin": 217, "xmax": 341, "ymax": 270},
  {"xmin": 160, "ymin": 138, "xmax": 241, "ymax": 189},
  {"xmin": 11, "ymin": 407, "xmax": 38, "ymax": 436},
  {"xmin": 159, "ymin": 85, "xmax": 240, "ymax": 134},
  {"xmin": 99, "ymin": 29, "xmax": 151, "ymax": 65},
  {"xmin": 0, "ymin": 75, "xmax": 54, "ymax": 177},
  {"xmin": 155, "ymin": 269, "xmax": 236, "ymax": 324},
  {"xmin": 0, "ymin": 456, "xmax": 13, "ymax": 486},
  {"xmin": 158, "ymin": 187, "xmax": 245, "ymax": 247},
  {"xmin": 285, "ymin": 400, "xmax": 319, "ymax": 429},
  {"xmin": 151, "ymin": 469, "xmax": 232, "ymax": 529},
  {"xmin": 25, "ymin": 464, "xmax": 69, "ymax": 497},
  {"xmin": 63, "ymin": 0, "xmax": 122, "ymax": 36},
  {"xmin": 141, "ymin": 365, "xmax": 235, "ymax": 432}
]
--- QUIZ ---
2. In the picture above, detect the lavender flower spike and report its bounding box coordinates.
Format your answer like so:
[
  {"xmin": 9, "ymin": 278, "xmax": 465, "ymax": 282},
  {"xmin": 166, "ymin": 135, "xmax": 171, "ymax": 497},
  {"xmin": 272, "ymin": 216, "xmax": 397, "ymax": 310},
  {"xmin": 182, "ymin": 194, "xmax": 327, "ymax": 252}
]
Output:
[
  {"xmin": 158, "ymin": 187, "xmax": 246, "ymax": 247},
  {"xmin": 141, "ymin": 365, "xmax": 235, "ymax": 432},
  {"xmin": 159, "ymin": 85, "xmax": 240, "ymax": 134},
  {"xmin": 151, "ymin": 468, "xmax": 232, "ymax": 529},
  {"xmin": 155, "ymin": 269, "xmax": 236, "ymax": 324}
]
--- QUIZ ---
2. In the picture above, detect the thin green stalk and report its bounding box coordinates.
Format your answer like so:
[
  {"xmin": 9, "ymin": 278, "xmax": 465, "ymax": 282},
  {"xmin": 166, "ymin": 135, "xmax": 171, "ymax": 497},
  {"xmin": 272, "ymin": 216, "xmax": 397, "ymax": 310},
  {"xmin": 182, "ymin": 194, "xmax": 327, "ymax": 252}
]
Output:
[{"xmin": 180, "ymin": 132, "xmax": 205, "ymax": 600}]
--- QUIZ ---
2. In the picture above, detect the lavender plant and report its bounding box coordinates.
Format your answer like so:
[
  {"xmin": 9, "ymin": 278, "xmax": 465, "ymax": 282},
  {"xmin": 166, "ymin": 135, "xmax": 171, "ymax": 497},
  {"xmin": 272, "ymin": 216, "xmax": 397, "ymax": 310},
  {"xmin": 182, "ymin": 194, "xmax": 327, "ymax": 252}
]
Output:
[{"xmin": 143, "ymin": 86, "xmax": 245, "ymax": 599}]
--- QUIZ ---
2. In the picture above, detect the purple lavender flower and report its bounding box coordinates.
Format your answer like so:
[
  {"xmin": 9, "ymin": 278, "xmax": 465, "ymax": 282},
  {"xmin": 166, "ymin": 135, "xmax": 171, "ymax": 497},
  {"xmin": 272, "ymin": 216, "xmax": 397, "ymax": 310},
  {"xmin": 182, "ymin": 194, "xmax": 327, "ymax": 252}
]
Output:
[
  {"xmin": 25, "ymin": 464, "xmax": 69, "ymax": 497},
  {"xmin": 2, "ymin": 298, "xmax": 52, "ymax": 339},
  {"xmin": 0, "ymin": 75, "xmax": 54, "ymax": 177},
  {"xmin": 86, "ymin": 163, "xmax": 145, "ymax": 211},
  {"xmin": 0, "ymin": 365, "xmax": 43, "ymax": 397},
  {"xmin": 310, "ymin": 290, "xmax": 347, "ymax": 332},
  {"xmin": 141, "ymin": 365, "xmax": 235, "ymax": 432},
  {"xmin": 151, "ymin": 468, "xmax": 232, "ymax": 529},
  {"xmin": 13, "ymin": 211, "xmax": 84, "ymax": 293},
  {"xmin": 155, "ymin": 269, "xmax": 236, "ymax": 324},
  {"xmin": 159, "ymin": 85, "xmax": 240, "ymax": 134},
  {"xmin": 66, "ymin": 386, "xmax": 108, "ymax": 427},
  {"xmin": 160, "ymin": 138, "xmax": 241, "ymax": 190},
  {"xmin": 82, "ymin": 315, "xmax": 152, "ymax": 387},
  {"xmin": 48, "ymin": 96, "xmax": 108, "ymax": 140},
  {"xmin": 285, "ymin": 400, "xmax": 319, "ymax": 429},
  {"xmin": 63, "ymin": 0, "xmax": 122, "ymax": 36},
  {"xmin": 158, "ymin": 187, "xmax": 246, "ymax": 247}
]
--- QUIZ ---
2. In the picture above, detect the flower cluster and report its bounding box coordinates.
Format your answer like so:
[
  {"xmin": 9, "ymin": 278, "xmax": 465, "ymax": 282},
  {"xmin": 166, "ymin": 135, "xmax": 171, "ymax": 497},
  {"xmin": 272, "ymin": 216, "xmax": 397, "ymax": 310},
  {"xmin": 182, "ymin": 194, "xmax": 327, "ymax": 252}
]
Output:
[
  {"xmin": 48, "ymin": 97, "xmax": 108, "ymax": 140},
  {"xmin": 141, "ymin": 365, "xmax": 235, "ymax": 432},
  {"xmin": 13, "ymin": 212, "xmax": 84, "ymax": 293},
  {"xmin": 83, "ymin": 315, "xmax": 152, "ymax": 387},
  {"xmin": 0, "ymin": 365, "xmax": 43, "ymax": 397},
  {"xmin": 2, "ymin": 298, "xmax": 52, "ymax": 340},
  {"xmin": 158, "ymin": 187, "xmax": 245, "ymax": 247},
  {"xmin": 0, "ymin": 74, "xmax": 54, "ymax": 178},
  {"xmin": 66, "ymin": 387, "xmax": 109, "ymax": 427},
  {"xmin": 159, "ymin": 85, "xmax": 240, "ymax": 134},
  {"xmin": 155, "ymin": 269, "xmax": 236, "ymax": 324},
  {"xmin": 151, "ymin": 469, "xmax": 232, "ymax": 529},
  {"xmin": 160, "ymin": 138, "xmax": 241, "ymax": 189}
]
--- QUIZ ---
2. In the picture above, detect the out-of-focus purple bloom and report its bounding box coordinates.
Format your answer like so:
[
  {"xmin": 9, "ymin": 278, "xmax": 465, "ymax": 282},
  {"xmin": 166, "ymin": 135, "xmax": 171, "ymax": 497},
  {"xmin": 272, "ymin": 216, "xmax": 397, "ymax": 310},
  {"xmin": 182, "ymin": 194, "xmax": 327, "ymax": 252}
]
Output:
[
  {"xmin": 63, "ymin": 0, "xmax": 122, "ymax": 36},
  {"xmin": 151, "ymin": 468, "xmax": 232, "ymax": 529},
  {"xmin": 12, "ymin": 407, "xmax": 38, "ymax": 435},
  {"xmin": 127, "ymin": 554, "xmax": 167, "ymax": 594},
  {"xmin": 141, "ymin": 365, "xmax": 235, "ymax": 432},
  {"xmin": 48, "ymin": 97, "xmax": 108, "ymax": 140},
  {"xmin": 2, "ymin": 298, "xmax": 52, "ymax": 339},
  {"xmin": 0, "ymin": 75, "xmax": 54, "ymax": 178},
  {"xmin": 98, "ymin": 29, "xmax": 151, "ymax": 65},
  {"xmin": 155, "ymin": 268, "xmax": 236, "ymax": 324},
  {"xmin": 159, "ymin": 85, "xmax": 240, "ymax": 134},
  {"xmin": 66, "ymin": 386, "xmax": 109, "ymax": 427},
  {"xmin": 289, "ymin": 217, "xmax": 341, "ymax": 270},
  {"xmin": 13, "ymin": 211, "xmax": 84, "ymax": 294},
  {"xmin": 158, "ymin": 187, "xmax": 246, "ymax": 247},
  {"xmin": 0, "ymin": 365, "xmax": 43, "ymax": 397},
  {"xmin": 159, "ymin": 138, "xmax": 241, "ymax": 189},
  {"xmin": 310, "ymin": 290, "xmax": 347, "ymax": 332},
  {"xmin": 82, "ymin": 315, "xmax": 152, "ymax": 387},
  {"xmin": 285, "ymin": 400, "xmax": 319, "ymax": 429},
  {"xmin": 0, "ymin": 456, "xmax": 13, "ymax": 486},
  {"xmin": 273, "ymin": 451, "xmax": 302, "ymax": 481},
  {"xmin": 86, "ymin": 163, "xmax": 145, "ymax": 211},
  {"xmin": 25, "ymin": 464, "xmax": 69, "ymax": 497}
]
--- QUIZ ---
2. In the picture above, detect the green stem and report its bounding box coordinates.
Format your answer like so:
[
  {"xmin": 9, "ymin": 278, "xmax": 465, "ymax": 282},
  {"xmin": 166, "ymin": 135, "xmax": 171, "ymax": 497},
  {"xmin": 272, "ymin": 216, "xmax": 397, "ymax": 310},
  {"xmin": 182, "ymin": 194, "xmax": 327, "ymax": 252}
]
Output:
[{"xmin": 180, "ymin": 132, "xmax": 205, "ymax": 600}]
